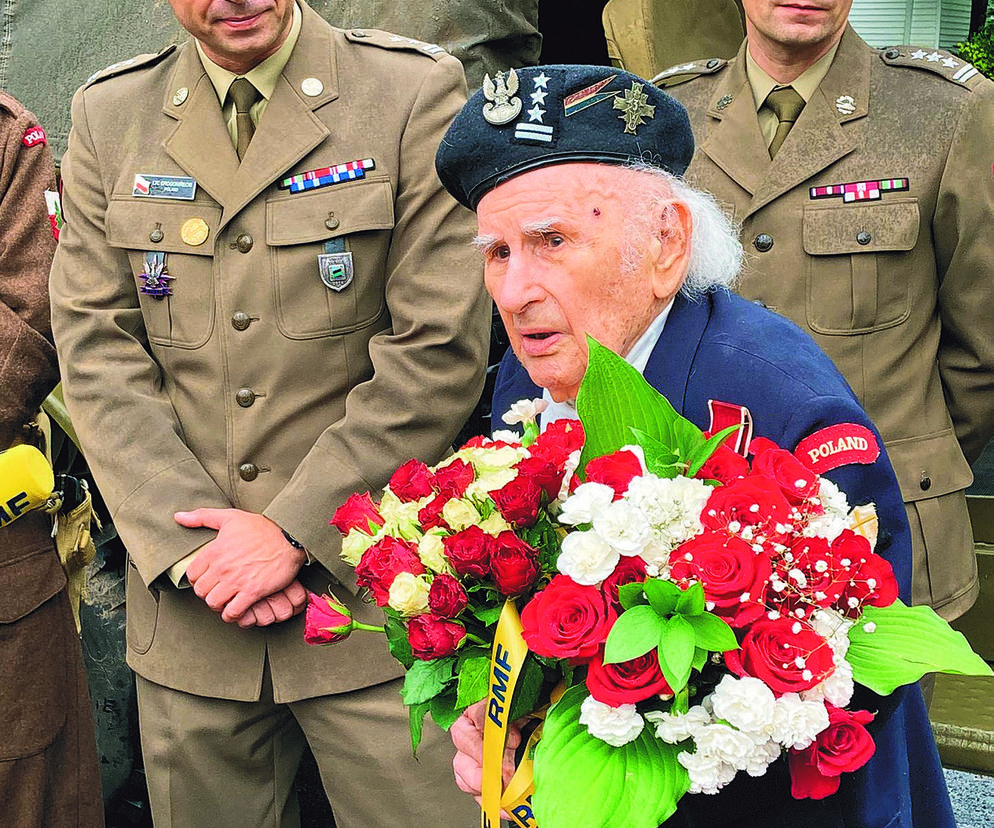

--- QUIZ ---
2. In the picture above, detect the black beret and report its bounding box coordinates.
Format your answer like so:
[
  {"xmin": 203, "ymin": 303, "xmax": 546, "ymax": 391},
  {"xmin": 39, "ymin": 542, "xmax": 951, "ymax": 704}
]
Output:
[{"xmin": 435, "ymin": 64, "xmax": 694, "ymax": 211}]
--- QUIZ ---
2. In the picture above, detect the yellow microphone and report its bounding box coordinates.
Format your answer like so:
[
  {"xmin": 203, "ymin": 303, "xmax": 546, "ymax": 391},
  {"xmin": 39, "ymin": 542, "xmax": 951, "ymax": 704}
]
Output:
[{"xmin": 0, "ymin": 444, "xmax": 55, "ymax": 527}]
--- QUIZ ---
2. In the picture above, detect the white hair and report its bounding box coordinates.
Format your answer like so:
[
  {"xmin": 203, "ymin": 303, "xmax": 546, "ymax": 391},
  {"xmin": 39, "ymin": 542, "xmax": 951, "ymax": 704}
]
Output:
[{"xmin": 622, "ymin": 162, "xmax": 743, "ymax": 298}]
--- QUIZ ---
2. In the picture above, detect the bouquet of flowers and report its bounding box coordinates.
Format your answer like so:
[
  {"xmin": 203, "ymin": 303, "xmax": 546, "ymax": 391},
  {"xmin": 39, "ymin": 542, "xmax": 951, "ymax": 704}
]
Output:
[{"xmin": 306, "ymin": 340, "xmax": 991, "ymax": 828}]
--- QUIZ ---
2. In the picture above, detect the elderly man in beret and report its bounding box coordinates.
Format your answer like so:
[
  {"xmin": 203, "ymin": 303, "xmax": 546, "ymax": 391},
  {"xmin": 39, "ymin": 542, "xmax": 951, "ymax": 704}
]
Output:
[{"xmin": 435, "ymin": 65, "xmax": 954, "ymax": 828}]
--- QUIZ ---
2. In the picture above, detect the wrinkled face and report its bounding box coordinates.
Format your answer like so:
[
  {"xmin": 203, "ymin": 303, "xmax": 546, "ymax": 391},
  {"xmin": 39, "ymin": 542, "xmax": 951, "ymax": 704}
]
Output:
[
  {"xmin": 476, "ymin": 164, "xmax": 685, "ymax": 403},
  {"xmin": 168, "ymin": 0, "xmax": 294, "ymax": 74},
  {"xmin": 741, "ymin": 0, "xmax": 852, "ymax": 56}
]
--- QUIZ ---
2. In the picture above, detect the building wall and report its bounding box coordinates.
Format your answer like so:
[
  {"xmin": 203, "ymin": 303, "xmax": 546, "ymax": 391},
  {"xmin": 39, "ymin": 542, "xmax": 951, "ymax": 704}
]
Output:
[{"xmin": 850, "ymin": 0, "xmax": 972, "ymax": 48}]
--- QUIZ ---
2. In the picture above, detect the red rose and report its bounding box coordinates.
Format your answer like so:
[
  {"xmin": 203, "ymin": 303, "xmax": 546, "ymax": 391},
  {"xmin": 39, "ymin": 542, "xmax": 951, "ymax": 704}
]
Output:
[
  {"xmin": 330, "ymin": 491, "xmax": 382, "ymax": 536},
  {"xmin": 490, "ymin": 531, "xmax": 541, "ymax": 596},
  {"xmin": 530, "ymin": 418, "xmax": 585, "ymax": 465},
  {"xmin": 584, "ymin": 450, "xmax": 643, "ymax": 499},
  {"xmin": 695, "ymin": 442, "xmax": 750, "ymax": 485},
  {"xmin": 601, "ymin": 556, "xmax": 648, "ymax": 608},
  {"xmin": 750, "ymin": 444, "xmax": 820, "ymax": 505},
  {"xmin": 514, "ymin": 454, "xmax": 564, "ymax": 501},
  {"xmin": 418, "ymin": 493, "xmax": 451, "ymax": 531},
  {"xmin": 788, "ymin": 705, "xmax": 876, "ymax": 799},
  {"xmin": 428, "ymin": 573, "xmax": 469, "ymax": 618},
  {"xmin": 725, "ymin": 616, "xmax": 835, "ymax": 694},
  {"xmin": 355, "ymin": 536, "xmax": 425, "ymax": 606},
  {"xmin": 303, "ymin": 591, "xmax": 354, "ymax": 645},
  {"xmin": 772, "ymin": 536, "xmax": 847, "ymax": 612},
  {"xmin": 836, "ymin": 543, "xmax": 899, "ymax": 617},
  {"xmin": 491, "ymin": 475, "xmax": 543, "ymax": 528},
  {"xmin": 408, "ymin": 613, "xmax": 466, "ymax": 660},
  {"xmin": 520, "ymin": 574, "xmax": 616, "ymax": 663},
  {"xmin": 701, "ymin": 476, "xmax": 793, "ymax": 536},
  {"xmin": 442, "ymin": 525, "xmax": 493, "ymax": 579},
  {"xmin": 388, "ymin": 458, "xmax": 435, "ymax": 502},
  {"xmin": 433, "ymin": 459, "xmax": 475, "ymax": 498},
  {"xmin": 669, "ymin": 531, "xmax": 772, "ymax": 628},
  {"xmin": 586, "ymin": 647, "xmax": 673, "ymax": 706}
]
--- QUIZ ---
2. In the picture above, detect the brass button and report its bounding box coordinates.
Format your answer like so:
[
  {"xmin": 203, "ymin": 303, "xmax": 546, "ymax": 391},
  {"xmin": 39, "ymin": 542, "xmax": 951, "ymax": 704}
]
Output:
[
  {"xmin": 236, "ymin": 233, "xmax": 254, "ymax": 253},
  {"xmin": 149, "ymin": 225, "xmax": 164, "ymax": 243},
  {"xmin": 231, "ymin": 311, "xmax": 251, "ymax": 331},
  {"xmin": 856, "ymin": 231, "xmax": 872, "ymax": 245},
  {"xmin": 235, "ymin": 388, "xmax": 256, "ymax": 407},
  {"xmin": 325, "ymin": 215, "xmax": 340, "ymax": 231},
  {"xmin": 239, "ymin": 463, "xmax": 259, "ymax": 481},
  {"xmin": 753, "ymin": 233, "xmax": 774, "ymax": 252},
  {"xmin": 920, "ymin": 472, "xmax": 931, "ymax": 491}
]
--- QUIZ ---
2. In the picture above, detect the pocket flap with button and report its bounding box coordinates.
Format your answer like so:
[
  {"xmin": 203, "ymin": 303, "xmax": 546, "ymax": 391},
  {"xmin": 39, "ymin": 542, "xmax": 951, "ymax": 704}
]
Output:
[
  {"xmin": 885, "ymin": 429, "xmax": 973, "ymax": 503},
  {"xmin": 803, "ymin": 199, "xmax": 919, "ymax": 256},
  {"xmin": 266, "ymin": 178, "xmax": 394, "ymax": 246},
  {"xmin": 106, "ymin": 199, "xmax": 222, "ymax": 255}
]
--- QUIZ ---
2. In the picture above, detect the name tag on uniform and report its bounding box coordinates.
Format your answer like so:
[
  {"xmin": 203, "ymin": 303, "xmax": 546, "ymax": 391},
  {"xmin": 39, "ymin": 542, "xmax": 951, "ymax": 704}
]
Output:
[{"xmin": 133, "ymin": 174, "xmax": 198, "ymax": 200}]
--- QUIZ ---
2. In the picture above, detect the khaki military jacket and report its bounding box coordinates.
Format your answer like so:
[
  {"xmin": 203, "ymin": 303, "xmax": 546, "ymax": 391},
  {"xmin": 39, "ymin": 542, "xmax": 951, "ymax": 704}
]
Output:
[
  {"xmin": 50, "ymin": 2, "xmax": 490, "ymax": 701},
  {"xmin": 663, "ymin": 26, "xmax": 994, "ymax": 619}
]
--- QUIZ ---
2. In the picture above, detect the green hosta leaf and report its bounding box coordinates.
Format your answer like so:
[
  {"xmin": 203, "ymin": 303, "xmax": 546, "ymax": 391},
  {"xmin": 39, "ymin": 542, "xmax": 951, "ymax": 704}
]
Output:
[
  {"xmin": 644, "ymin": 578, "xmax": 683, "ymax": 616},
  {"xmin": 455, "ymin": 655, "xmax": 491, "ymax": 709},
  {"xmin": 531, "ymin": 684, "xmax": 689, "ymax": 828},
  {"xmin": 685, "ymin": 612, "xmax": 739, "ymax": 653},
  {"xmin": 691, "ymin": 646, "xmax": 710, "ymax": 673},
  {"xmin": 630, "ymin": 428, "xmax": 683, "ymax": 479},
  {"xmin": 618, "ymin": 581, "xmax": 648, "ymax": 610},
  {"xmin": 848, "ymin": 600, "xmax": 993, "ymax": 695},
  {"xmin": 658, "ymin": 615, "xmax": 696, "ymax": 691},
  {"xmin": 604, "ymin": 605, "xmax": 666, "ymax": 664},
  {"xmin": 686, "ymin": 425, "xmax": 742, "ymax": 477},
  {"xmin": 674, "ymin": 582, "xmax": 706, "ymax": 616},
  {"xmin": 408, "ymin": 700, "xmax": 430, "ymax": 754},
  {"xmin": 401, "ymin": 656, "xmax": 455, "ymax": 705}
]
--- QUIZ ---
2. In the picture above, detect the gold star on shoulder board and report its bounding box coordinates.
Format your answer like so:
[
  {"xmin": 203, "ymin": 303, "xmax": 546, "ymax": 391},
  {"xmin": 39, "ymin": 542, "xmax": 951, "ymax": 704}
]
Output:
[{"xmin": 613, "ymin": 82, "xmax": 656, "ymax": 135}]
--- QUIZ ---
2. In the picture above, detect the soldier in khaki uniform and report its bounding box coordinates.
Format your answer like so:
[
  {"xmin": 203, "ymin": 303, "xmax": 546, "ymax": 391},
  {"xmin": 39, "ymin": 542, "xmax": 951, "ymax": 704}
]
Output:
[
  {"xmin": 49, "ymin": 1, "xmax": 489, "ymax": 826},
  {"xmin": 658, "ymin": 0, "xmax": 994, "ymax": 623}
]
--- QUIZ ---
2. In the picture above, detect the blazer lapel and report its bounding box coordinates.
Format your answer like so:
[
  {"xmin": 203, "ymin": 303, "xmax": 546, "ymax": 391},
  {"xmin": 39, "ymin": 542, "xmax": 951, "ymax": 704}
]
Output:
[
  {"xmin": 746, "ymin": 26, "xmax": 870, "ymax": 217},
  {"xmin": 643, "ymin": 293, "xmax": 711, "ymax": 416},
  {"xmin": 163, "ymin": 43, "xmax": 239, "ymax": 209}
]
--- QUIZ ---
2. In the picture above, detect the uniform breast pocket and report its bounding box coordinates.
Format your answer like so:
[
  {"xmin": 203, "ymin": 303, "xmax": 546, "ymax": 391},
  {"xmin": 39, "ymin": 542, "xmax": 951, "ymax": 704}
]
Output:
[
  {"xmin": 105, "ymin": 199, "xmax": 221, "ymax": 348},
  {"xmin": 802, "ymin": 198, "xmax": 919, "ymax": 335},
  {"xmin": 267, "ymin": 178, "xmax": 394, "ymax": 339}
]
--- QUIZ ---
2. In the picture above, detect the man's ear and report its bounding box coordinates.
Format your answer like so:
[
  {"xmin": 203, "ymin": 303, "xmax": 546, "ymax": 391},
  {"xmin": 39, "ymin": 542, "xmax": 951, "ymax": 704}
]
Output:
[{"xmin": 649, "ymin": 199, "xmax": 692, "ymax": 301}]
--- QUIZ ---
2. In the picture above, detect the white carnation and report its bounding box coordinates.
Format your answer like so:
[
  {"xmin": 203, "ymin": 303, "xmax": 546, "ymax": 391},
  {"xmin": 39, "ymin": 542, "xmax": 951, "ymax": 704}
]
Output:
[
  {"xmin": 501, "ymin": 398, "xmax": 548, "ymax": 426},
  {"xmin": 678, "ymin": 751, "xmax": 737, "ymax": 795},
  {"xmin": 809, "ymin": 607, "xmax": 853, "ymax": 658},
  {"xmin": 743, "ymin": 737, "xmax": 781, "ymax": 777},
  {"xmin": 805, "ymin": 478, "xmax": 850, "ymax": 541},
  {"xmin": 625, "ymin": 475, "xmax": 710, "ymax": 548},
  {"xmin": 771, "ymin": 693, "xmax": 830, "ymax": 750},
  {"xmin": 710, "ymin": 675, "xmax": 777, "ymax": 736},
  {"xmin": 593, "ymin": 499, "xmax": 652, "ymax": 556},
  {"xmin": 387, "ymin": 572, "xmax": 431, "ymax": 616},
  {"xmin": 557, "ymin": 530, "xmax": 620, "ymax": 585},
  {"xmin": 559, "ymin": 482, "xmax": 615, "ymax": 525},
  {"xmin": 804, "ymin": 657, "xmax": 854, "ymax": 708},
  {"xmin": 491, "ymin": 429, "xmax": 521, "ymax": 443},
  {"xmin": 579, "ymin": 696, "xmax": 644, "ymax": 747},
  {"xmin": 694, "ymin": 723, "xmax": 757, "ymax": 771},
  {"xmin": 645, "ymin": 705, "xmax": 712, "ymax": 743}
]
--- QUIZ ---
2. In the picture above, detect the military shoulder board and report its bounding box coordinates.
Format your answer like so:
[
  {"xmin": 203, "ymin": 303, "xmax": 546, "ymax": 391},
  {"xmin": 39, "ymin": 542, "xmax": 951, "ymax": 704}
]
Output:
[
  {"xmin": 880, "ymin": 45, "xmax": 983, "ymax": 87},
  {"xmin": 344, "ymin": 28, "xmax": 448, "ymax": 61},
  {"xmin": 84, "ymin": 45, "xmax": 177, "ymax": 87},
  {"xmin": 653, "ymin": 57, "xmax": 728, "ymax": 88}
]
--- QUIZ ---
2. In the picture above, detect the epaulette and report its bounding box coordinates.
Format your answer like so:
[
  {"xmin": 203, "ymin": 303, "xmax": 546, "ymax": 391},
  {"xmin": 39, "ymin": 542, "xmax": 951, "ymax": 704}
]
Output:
[
  {"xmin": 84, "ymin": 45, "xmax": 177, "ymax": 88},
  {"xmin": 343, "ymin": 28, "xmax": 449, "ymax": 61},
  {"xmin": 879, "ymin": 45, "xmax": 983, "ymax": 87},
  {"xmin": 652, "ymin": 57, "xmax": 728, "ymax": 88}
]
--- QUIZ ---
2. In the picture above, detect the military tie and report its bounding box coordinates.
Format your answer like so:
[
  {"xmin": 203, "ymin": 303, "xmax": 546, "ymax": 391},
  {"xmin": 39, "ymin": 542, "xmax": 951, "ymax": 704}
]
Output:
[
  {"xmin": 765, "ymin": 85, "xmax": 805, "ymax": 158},
  {"xmin": 229, "ymin": 77, "xmax": 259, "ymax": 160}
]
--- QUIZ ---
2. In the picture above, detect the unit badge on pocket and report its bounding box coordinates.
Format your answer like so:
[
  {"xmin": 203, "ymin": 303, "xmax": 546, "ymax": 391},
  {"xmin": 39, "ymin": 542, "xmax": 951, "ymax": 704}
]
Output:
[{"xmin": 318, "ymin": 251, "xmax": 354, "ymax": 291}]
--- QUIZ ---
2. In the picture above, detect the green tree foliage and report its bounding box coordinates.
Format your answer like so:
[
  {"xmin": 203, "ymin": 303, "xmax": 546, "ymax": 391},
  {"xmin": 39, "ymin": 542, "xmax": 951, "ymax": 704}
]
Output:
[{"xmin": 956, "ymin": 18, "xmax": 994, "ymax": 79}]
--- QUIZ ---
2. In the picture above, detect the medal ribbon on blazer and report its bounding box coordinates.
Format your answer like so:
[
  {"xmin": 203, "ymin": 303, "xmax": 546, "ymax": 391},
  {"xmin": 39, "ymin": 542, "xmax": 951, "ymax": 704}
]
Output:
[{"xmin": 482, "ymin": 599, "xmax": 531, "ymax": 828}]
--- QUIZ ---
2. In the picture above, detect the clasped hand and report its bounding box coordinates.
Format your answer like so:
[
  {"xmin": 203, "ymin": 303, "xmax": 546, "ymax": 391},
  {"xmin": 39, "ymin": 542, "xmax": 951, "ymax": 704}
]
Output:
[{"xmin": 176, "ymin": 507, "xmax": 308, "ymax": 628}]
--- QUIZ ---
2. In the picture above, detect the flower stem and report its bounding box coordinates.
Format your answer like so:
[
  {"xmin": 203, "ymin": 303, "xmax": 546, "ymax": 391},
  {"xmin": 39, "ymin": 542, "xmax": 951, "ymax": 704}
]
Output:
[{"xmin": 353, "ymin": 622, "xmax": 385, "ymax": 634}]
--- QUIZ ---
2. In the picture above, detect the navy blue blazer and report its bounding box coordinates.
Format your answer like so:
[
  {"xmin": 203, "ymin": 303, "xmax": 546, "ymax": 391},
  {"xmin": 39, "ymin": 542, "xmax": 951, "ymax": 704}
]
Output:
[{"xmin": 493, "ymin": 289, "xmax": 953, "ymax": 828}]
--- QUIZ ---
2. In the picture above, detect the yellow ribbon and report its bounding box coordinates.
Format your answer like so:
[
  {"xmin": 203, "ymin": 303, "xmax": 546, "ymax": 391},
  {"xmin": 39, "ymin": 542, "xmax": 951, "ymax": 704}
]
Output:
[
  {"xmin": 0, "ymin": 444, "xmax": 54, "ymax": 527},
  {"xmin": 482, "ymin": 599, "xmax": 530, "ymax": 828}
]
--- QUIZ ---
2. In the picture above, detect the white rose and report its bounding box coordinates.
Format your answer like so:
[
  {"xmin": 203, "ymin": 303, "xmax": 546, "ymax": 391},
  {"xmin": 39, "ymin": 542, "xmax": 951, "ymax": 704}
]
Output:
[
  {"xmin": 479, "ymin": 511, "xmax": 512, "ymax": 537},
  {"xmin": 441, "ymin": 498, "xmax": 482, "ymax": 531},
  {"xmin": 558, "ymin": 482, "xmax": 615, "ymax": 526},
  {"xmin": 340, "ymin": 528, "xmax": 376, "ymax": 566},
  {"xmin": 417, "ymin": 531, "xmax": 452, "ymax": 573},
  {"xmin": 709, "ymin": 675, "xmax": 777, "ymax": 736},
  {"xmin": 772, "ymin": 693, "xmax": 830, "ymax": 750},
  {"xmin": 579, "ymin": 696, "xmax": 644, "ymax": 747},
  {"xmin": 557, "ymin": 530, "xmax": 620, "ymax": 585},
  {"xmin": 502, "ymin": 398, "xmax": 548, "ymax": 426},
  {"xmin": 378, "ymin": 490, "xmax": 422, "ymax": 533},
  {"xmin": 593, "ymin": 499, "xmax": 652, "ymax": 556},
  {"xmin": 387, "ymin": 572, "xmax": 431, "ymax": 616}
]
